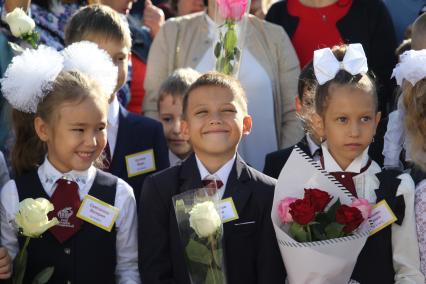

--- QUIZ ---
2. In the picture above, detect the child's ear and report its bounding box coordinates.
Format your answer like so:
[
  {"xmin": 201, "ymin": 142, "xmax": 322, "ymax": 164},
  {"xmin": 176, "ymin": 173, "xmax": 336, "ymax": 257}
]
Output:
[
  {"xmin": 181, "ymin": 119, "xmax": 190, "ymax": 141},
  {"xmin": 295, "ymin": 97, "xmax": 303, "ymax": 115},
  {"xmin": 242, "ymin": 115, "xmax": 252, "ymax": 136},
  {"xmin": 311, "ymin": 112, "xmax": 325, "ymax": 139},
  {"xmin": 34, "ymin": 117, "xmax": 50, "ymax": 142}
]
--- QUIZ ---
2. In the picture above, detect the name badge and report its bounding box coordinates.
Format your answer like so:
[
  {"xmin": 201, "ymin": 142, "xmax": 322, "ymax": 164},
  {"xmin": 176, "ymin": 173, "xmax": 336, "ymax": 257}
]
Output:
[
  {"xmin": 217, "ymin": 197, "xmax": 239, "ymax": 223},
  {"xmin": 77, "ymin": 195, "xmax": 120, "ymax": 232},
  {"xmin": 125, "ymin": 149, "xmax": 156, "ymax": 177},
  {"xmin": 368, "ymin": 200, "xmax": 397, "ymax": 236}
]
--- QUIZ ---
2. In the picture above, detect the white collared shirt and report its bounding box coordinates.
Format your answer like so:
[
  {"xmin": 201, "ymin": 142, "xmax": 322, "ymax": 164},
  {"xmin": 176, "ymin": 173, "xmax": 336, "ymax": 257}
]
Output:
[
  {"xmin": 321, "ymin": 142, "xmax": 370, "ymax": 173},
  {"xmin": 195, "ymin": 154, "xmax": 236, "ymax": 200},
  {"xmin": 107, "ymin": 95, "xmax": 120, "ymax": 157},
  {"xmin": 0, "ymin": 158, "xmax": 140, "ymax": 283},
  {"xmin": 169, "ymin": 150, "xmax": 184, "ymax": 167},
  {"xmin": 306, "ymin": 134, "xmax": 321, "ymax": 161}
]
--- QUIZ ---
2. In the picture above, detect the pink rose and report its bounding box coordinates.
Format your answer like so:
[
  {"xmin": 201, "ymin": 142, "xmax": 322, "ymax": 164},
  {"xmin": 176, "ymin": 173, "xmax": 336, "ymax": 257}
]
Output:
[
  {"xmin": 278, "ymin": 197, "xmax": 298, "ymax": 223},
  {"xmin": 350, "ymin": 198, "xmax": 372, "ymax": 220},
  {"xmin": 216, "ymin": 0, "xmax": 248, "ymax": 20}
]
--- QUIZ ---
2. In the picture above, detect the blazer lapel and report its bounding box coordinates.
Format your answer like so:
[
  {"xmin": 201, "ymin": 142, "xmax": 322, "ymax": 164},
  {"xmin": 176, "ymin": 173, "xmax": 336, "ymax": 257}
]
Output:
[
  {"xmin": 297, "ymin": 135, "xmax": 313, "ymax": 157},
  {"xmin": 178, "ymin": 154, "xmax": 203, "ymax": 194},
  {"xmin": 110, "ymin": 106, "xmax": 132, "ymax": 175},
  {"xmin": 222, "ymin": 155, "xmax": 252, "ymax": 216}
]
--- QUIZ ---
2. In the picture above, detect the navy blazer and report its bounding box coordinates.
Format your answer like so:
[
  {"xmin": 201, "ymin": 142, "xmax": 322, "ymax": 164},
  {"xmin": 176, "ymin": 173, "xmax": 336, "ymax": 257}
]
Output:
[
  {"xmin": 263, "ymin": 136, "xmax": 312, "ymax": 179},
  {"xmin": 139, "ymin": 153, "xmax": 286, "ymax": 284},
  {"xmin": 110, "ymin": 106, "xmax": 169, "ymax": 203}
]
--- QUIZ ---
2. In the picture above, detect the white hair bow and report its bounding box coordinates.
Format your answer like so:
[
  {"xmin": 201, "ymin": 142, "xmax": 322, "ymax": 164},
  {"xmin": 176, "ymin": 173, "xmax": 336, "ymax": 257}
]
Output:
[
  {"xmin": 392, "ymin": 49, "xmax": 426, "ymax": 86},
  {"xmin": 313, "ymin": 43, "xmax": 369, "ymax": 85}
]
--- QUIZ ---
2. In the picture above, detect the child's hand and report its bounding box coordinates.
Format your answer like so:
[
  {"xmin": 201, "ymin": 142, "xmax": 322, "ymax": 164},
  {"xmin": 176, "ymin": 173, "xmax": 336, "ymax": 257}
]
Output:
[
  {"xmin": 0, "ymin": 247, "xmax": 11, "ymax": 279},
  {"xmin": 143, "ymin": 0, "xmax": 165, "ymax": 38}
]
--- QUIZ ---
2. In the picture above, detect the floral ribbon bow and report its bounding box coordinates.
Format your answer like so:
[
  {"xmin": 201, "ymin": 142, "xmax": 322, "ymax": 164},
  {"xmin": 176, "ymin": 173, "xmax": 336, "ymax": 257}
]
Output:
[
  {"xmin": 313, "ymin": 43, "xmax": 369, "ymax": 85},
  {"xmin": 392, "ymin": 49, "xmax": 426, "ymax": 86}
]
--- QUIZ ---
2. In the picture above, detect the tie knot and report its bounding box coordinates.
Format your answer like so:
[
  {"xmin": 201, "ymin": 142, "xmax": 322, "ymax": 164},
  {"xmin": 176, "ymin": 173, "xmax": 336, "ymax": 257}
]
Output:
[
  {"xmin": 56, "ymin": 178, "xmax": 78, "ymax": 188},
  {"xmin": 202, "ymin": 178, "xmax": 223, "ymax": 192}
]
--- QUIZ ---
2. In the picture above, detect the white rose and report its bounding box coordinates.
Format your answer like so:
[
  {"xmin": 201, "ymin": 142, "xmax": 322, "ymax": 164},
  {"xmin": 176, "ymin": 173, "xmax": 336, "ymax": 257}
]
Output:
[
  {"xmin": 5, "ymin": 8, "xmax": 36, "ymax": 37},
  {"xmin": 189, "ymin": 201, "xmax": 221, "ymax": 238},
  {"xmin": 15, "ymin": 198, "xmax": 59, "ymax": 238}
]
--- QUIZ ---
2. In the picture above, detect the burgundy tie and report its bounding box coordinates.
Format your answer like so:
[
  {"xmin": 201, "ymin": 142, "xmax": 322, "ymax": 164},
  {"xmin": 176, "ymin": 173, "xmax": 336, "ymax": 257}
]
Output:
[
  {"xmin": 202, "ymin": 178, "xmax": 223, "ymax": 196},
  {"xmin": 48, "ymin": 178, "xmax": 83, "ymax": 243}
]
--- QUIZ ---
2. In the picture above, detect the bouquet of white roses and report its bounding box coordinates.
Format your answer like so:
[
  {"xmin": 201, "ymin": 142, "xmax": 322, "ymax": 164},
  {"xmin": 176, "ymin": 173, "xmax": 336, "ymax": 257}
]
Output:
[
  {"xmin": 13, "ymin": 198, "xmax": 59, "ymax": 284},
  {"xmin": 173, "ymin": 188, "xmax": 226, "ymax": 284}
]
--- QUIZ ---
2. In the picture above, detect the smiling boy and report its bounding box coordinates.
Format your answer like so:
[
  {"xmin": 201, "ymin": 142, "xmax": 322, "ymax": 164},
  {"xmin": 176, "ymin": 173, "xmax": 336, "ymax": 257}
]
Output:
[{"xmin": 139, "ymin": 72, "xmax": 286, "ymax": 284}]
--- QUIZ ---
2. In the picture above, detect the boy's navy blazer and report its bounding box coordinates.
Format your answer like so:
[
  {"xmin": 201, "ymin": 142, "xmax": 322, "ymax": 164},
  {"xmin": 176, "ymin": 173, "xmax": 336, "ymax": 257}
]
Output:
[
  {"xmin": 109, "ymin": 106, "xmax": 169, "ymax": 203},
  {"xmin": 139, "ymin": 153, "xmax": 286, "ymax": 284},
  {"xmin": 263, "ymin": 135, "xmax": 312, "ymax": 179}
]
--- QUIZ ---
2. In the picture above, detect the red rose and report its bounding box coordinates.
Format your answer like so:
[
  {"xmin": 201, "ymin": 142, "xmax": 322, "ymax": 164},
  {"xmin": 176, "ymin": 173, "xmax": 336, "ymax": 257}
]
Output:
[
  {"xmin": 289, "ymin": 199, "xmax": 315, "ymax": 225},
  {"xmin": 336, "ymin": 205, "xmax": 364, "ymax": 234},
  {"xmin": 304, "ymin": 188, "xmax": 332, "ymax": 212}
]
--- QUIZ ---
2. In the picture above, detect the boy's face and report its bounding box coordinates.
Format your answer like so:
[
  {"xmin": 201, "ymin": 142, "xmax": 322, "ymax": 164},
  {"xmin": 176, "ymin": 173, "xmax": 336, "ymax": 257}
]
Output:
[
  {"xmin": 159, "ymin": 94, "xmax": 192, "ymax": 159},
  {"xmin": 93, "ymin": 38, "xmax": 130, "ymax": 98},
  {"xmin": 316, "ymin": 85, "xmax": 380, "ymax": 170},
  {"xmin": 181, "ymin": 86, "xmax": 252, "ymax": 161},
  {"xmin": 100, "ymin": 0, "xmax": 134, "ymax": 15}
]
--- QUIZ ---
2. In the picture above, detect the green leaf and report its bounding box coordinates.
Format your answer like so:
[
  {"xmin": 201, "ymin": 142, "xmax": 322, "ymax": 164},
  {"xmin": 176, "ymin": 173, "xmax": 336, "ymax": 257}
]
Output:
[
  {"xmin": 31, "ymin": 267, "xmax": 54, "ymax": 284},
  {"xmin": 212, "ymin": 249, "xmax": 223, "ymax": 268},
  {"xmin": 315, "ymin": 212, "xmax": 331, "ymax": 227},
  {"xmin": 324, "ymin": 222, "xmax": 345, "ymax": 239},
  {"xmin": 290, "ymin": 223, "xmax": 308, "ymax": 242},
  {"xmin": 311, "ymin": 223, "xmax": 326, "ymax": 241},
  {"xmin": 205, "ymin": 268, "xmax": 225, "ymax": 284},
  {"xmin": 185, "ymin": 239, "xmax": 212, "ymax": 265},
  {"xmin": 326, "ymin": 199, "xmax": 341, "ymax": 222},
  {"xmin": 214, "ymin": 42, "xmax": 222, "ymax": 58},
  {"xmin": 223, "ymin": 62, "xmax": 233, "ymax": 75}
]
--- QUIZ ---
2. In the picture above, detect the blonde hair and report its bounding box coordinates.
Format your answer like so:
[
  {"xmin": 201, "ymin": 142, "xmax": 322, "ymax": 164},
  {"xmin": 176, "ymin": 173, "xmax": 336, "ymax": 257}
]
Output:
[
  {"xmin": 404, "ymin": 79, "xmax": 426, "ymax": 171},
  {"xmin": 12, "ymin": 71, "xmax": 107, "ymax": 176}
]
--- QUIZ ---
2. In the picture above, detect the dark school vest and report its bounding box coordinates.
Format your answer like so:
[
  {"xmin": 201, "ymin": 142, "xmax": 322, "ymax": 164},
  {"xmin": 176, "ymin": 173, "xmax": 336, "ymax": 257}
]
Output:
[
  {"xmin": 15, "ymin": 170, "xmax": 118, "ymax": 284},
  {"xmin": 351, "ymin": 170, "xmax": 405, "ymax": 284}
]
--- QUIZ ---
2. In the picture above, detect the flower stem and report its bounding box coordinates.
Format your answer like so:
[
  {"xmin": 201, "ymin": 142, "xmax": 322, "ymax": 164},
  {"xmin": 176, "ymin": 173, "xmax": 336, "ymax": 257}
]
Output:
[
  {"xmin": 306, "ymin": 225, "xmax": 312, "ymax": 242},
  {"xmin": 208, "ymin": 235, "xmax": 217, "ymax": 284}
]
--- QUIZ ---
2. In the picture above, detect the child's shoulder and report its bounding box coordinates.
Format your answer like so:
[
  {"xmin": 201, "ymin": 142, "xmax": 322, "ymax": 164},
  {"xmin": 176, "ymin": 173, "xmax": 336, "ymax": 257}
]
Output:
[{"xmin": 243, "ymin": 162, "xmax": 277, "ymax": 196}]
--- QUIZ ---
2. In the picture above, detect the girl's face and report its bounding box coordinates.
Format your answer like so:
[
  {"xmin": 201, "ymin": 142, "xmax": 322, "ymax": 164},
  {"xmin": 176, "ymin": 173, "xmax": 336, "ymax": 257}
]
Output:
[
  {"xmin": 35, "ymin": 96, "xmax": 108, "ymax": 173},
  {"xmin": 317, "ymin": 85, "xmax": 381, "ymax": 170}
]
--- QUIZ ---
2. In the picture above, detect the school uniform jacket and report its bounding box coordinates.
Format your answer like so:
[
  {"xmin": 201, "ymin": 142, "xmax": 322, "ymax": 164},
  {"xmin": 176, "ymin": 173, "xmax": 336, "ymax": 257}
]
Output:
[
  {"xmin": 138, "ymin": 153, "xmax": 286, "ymax": 284},
  {"xmin": 110, "ymin": 106, "xmax": 169, "ymax": 204},
  {"xmin": 263, "ymin": 135, "xmax": 312, "ymax": 179}
]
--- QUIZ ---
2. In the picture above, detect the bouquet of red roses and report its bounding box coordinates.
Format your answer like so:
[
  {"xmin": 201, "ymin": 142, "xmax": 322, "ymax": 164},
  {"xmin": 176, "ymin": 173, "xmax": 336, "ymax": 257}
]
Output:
[
  {"xmin": 278, "ymin": 188, "xmax": 371, "ymax": 242},
  {"xmin": 272, "ymin": 147, "xmax": 372, "ymax": 284}
]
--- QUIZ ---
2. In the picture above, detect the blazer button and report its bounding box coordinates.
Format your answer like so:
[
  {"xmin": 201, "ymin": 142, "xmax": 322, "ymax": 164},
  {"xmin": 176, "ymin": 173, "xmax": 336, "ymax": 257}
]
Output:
[
  {"xmin": 64, "ymin": 248, "xmax": 71, "ymax": 255},
  {"xmin": 66, "ymin": 281, "xmax": 72, "ymax": 284}
]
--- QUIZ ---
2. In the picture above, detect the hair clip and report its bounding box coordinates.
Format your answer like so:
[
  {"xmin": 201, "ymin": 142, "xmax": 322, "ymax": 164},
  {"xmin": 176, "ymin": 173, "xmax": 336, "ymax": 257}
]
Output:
[
  {"xmin": 392, "ymin": 49, "xmax": 426, "ymax": 86},
  {"xmin": 313, "ymin": 43, "xmax": 369, "ymax": 85}
]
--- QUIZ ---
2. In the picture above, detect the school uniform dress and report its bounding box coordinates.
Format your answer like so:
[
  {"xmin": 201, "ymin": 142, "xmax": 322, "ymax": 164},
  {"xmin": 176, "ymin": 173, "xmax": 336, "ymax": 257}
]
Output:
[
  {"xmin": 138, "ymin": 153, "xmax": 286, "ymax": 284},
  {"xmin": 321, "ymin": 144, "xmax": 424, "ymax": 284},
  {"xmin": 263, "ymin": 134, "xmax": 320, "ymax": 179},
  {"xmin": 107, "ymin": 96, "xmax": 169, "ymax": 204},
  {"xmin": 0, "ymin": 158, "xmax": 140, "ymax": 284}
]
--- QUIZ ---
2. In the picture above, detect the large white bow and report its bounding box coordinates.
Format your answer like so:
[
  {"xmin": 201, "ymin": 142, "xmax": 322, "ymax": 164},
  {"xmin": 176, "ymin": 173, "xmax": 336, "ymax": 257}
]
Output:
[
  {"xmin": 392, "ymin": 49, "xmax": 426, "ymax": 86},
  {"xmin": 313, "ymin": 43, "xmax": 369, "ymax": 85}
]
